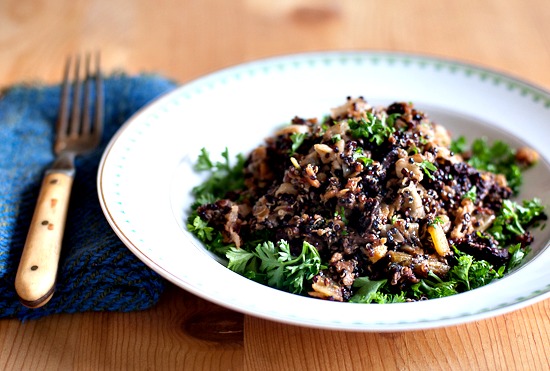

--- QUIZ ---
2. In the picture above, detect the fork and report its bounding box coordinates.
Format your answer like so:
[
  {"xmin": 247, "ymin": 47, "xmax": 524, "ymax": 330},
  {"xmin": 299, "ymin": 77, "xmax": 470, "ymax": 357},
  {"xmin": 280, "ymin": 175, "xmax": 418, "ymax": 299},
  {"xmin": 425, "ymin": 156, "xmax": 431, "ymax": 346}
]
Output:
[{"xmin": 15, "ymin": 53, "xmax": 104, "ymax": 308}]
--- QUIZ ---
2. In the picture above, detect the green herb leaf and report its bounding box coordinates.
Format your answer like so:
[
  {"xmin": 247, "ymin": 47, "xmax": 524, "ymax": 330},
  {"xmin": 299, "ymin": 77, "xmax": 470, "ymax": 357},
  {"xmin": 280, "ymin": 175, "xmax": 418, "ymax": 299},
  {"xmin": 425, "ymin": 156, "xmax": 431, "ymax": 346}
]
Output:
[
  {"xmin": 507, "ymin": 243, "xmax": 527, "ymax": 271},
  {"xmin": 188, "ymin": 214, "xmax": 233, "ymax": 255},
  {"xmin": 449, "ymin": 247, "xmax": 503, "ymax": 291},
  {"xmin": 194, "ymin": 147, "xmax": 214, "ymax": 171},
  {"xmin": 463, "ymin": 185, "xmax": 477, "ymax": 202},
  {"xmin": 227, "ymin": 247, "xmax": 256, "ymax": 274},
  {"xmin": 418, "ymin": 160, "xmax": 437, "ymax": 179},
  {"xmin": 334, "ymin": 206, "xmax": 348, "ymax": 224},
  {"xmin": 429, "ymin": 216, "xmax": 444, "ymax": 226},
  {"xmin": 488, "ymin": 198, "xmax": 545, "ymax": 244},
  {"xmin": 290, "ymin": 132, "xmax": 306, "ymax": 154},
  {"xmin": 350, "ymin": 278, "xmax": 407, "ymax": 303},
  {"xmin": 449, "ymin": 253, "xmax": 474, "ymax": 290},
  {"xmin": 348, "ymin": 112, "xmax": 398, "ymax": 145},
  {"xmin": 352, "ymin": 147, "xmax": 373, "ymax": 166},
  {"xmin": 191, "ymin": 147, "xmax": 246, "ymax": 200},
  {"xmin": 349, "ymin": 277, "xmax": 386, "ymax": 303},
  {"xmin": 450, "ymin": 136, "xmax": 467, "ymax": 154},
  {"xmin": 412, "ymin": 271, "xmax": 459, "ymax": 299},
  {"xmin": 255, "ymin": 241, "xmax": 286, "ymax": 288},
  {"xmin": 464, "ymin": 137, "xmax": 522, "ymax": 193},
  {"xmin": 187, "ymin": 216, "xmax": 214, "ymax": 242},
  {"xmin": 250, "ymin": 240, "xmax": 324, "ymax": 294}
]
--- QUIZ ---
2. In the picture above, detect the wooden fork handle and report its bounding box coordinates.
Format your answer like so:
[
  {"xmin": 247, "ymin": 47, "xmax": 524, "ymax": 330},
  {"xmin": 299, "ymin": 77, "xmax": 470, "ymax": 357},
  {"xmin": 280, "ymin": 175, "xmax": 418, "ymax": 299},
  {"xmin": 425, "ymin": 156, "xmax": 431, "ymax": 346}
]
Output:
[{"xmin": 15, "ymin": 172, "xmax": 74, "ymax": 308}]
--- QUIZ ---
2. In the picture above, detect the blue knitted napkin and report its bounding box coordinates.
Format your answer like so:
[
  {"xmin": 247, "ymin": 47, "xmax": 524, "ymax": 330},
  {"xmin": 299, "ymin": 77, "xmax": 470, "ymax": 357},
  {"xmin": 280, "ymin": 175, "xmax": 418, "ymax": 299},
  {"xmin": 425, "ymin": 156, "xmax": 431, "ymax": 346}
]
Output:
[{"xmin": 0, "ymin": 74, "xmax": 176, "ymax": 320}]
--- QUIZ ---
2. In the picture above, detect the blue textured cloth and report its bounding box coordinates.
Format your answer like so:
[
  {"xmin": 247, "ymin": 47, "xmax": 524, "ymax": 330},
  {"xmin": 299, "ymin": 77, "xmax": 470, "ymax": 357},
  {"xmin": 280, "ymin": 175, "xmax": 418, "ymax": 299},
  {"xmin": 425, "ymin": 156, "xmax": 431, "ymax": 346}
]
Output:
[{"xmin": 0, "ymin": 74, "xmax": 176, "ymax": 320}]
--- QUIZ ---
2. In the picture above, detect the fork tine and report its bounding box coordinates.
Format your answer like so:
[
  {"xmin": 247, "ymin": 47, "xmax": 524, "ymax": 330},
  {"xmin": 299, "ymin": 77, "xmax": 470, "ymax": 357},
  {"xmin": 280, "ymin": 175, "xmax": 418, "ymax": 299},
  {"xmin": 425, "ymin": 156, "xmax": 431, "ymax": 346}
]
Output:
[
  {"xmin": 54, "ymin": 52, "xmax": 103, "ymax": 155},
  {"xmin": 69, "ymin": 54, "xmax": 82, "ymax": 137},
  {"xmin": 81, "ymin": 53, "xmax": 92, "ymax": 135},
  {"xmin": 56, "ymin": 56, "xmax": 72, "ymax": 141},
  {"xmin": 94, "ymin": 52, "xmax": 103, "ymax": 141}
]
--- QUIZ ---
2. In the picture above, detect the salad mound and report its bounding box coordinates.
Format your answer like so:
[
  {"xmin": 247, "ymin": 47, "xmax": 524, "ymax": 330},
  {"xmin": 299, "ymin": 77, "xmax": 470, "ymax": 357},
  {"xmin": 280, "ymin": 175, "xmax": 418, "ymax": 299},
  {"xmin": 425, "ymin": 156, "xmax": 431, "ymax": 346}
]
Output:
[{"xmin": 188, "ymin": 97, "xmax": 546, "ymax": 303}]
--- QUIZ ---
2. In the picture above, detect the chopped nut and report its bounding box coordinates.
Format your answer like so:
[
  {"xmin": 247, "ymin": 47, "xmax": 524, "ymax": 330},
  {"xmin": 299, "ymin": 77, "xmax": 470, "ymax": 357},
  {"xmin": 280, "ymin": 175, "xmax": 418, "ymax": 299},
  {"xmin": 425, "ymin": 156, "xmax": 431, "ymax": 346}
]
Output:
[{"xmin": 515, "ymin": 146, "xmax": 539, "ymax": 167}]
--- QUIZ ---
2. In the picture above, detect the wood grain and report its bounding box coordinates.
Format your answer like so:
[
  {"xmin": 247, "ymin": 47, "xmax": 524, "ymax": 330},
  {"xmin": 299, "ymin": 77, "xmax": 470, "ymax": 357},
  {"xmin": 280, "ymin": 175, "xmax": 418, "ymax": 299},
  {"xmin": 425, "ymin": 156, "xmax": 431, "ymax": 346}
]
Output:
[
  {"xmin": 244, "ymin": 300, "xmax": 550, "ymax": 370},
  {"xmin": 1, "ymin": 0, "xmax": 550, "ymax": 370},
  {"xmin": 0, "ymin": 285, "xmax": 243, "ymax": 370}
]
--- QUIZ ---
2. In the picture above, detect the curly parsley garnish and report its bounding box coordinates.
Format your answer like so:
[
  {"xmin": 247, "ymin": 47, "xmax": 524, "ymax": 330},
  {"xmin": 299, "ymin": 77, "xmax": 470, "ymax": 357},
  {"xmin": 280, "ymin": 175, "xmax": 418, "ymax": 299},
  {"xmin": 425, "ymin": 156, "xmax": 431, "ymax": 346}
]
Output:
[
  {"xmin": 227, "ymin": 240, "xmax": 325, "ymax": 294},
  {"xmin": 348, "ymin": 112, "xmax": 399, "ymax": 145},
  {"xmin": 187, "ymin": 147, "xmax": 246, "ymax": 255},
  {"xmin": 191, "ymin": 147, "xmax": 245, "ymax": 202},
  {"xmin": 187, "ymin": 216, "xmax": 233, "ymax": 256},
  {"xmin": 350, "ymin": 277, "xmax": 406, "ymax": 303},
  {"xmin": 488, "ymin": 198, "xmax": 545, "ymax": 245},
  {"xmin": 451, "ymin": 136, "xmax": 523, "ymax": 194}
]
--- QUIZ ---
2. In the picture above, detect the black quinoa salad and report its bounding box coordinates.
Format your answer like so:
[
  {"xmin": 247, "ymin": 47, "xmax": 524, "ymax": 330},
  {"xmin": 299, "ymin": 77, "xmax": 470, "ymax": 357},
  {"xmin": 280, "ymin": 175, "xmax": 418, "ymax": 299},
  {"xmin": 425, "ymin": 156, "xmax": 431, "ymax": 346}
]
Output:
[{"xmin": 188, "ymin": 97, "xmax": 547, "ymax": 303}]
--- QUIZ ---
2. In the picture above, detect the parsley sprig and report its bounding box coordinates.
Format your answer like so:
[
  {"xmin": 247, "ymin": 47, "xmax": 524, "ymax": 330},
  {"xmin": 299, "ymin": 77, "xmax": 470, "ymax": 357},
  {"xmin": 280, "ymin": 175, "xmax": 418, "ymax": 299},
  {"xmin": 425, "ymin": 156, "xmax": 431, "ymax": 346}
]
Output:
[
  {"xmin": 488, "ymin": 198, "xmax": 545, "ymax": 244},
  {"xmin": 348, "ymin": 112, "xmax": 399, "ymax": 145},
  {"xmin": 187, "ymin": 216, "xmax": 233, "ymax": 255},
  {"xmin": 191, "ymin": 147, "xmax": 246, "ymax": 202},
  {"xmin": 407, "ymin": 249, "xmax": 503, "ymax": 299},
  {"xmin": 451, "ymin": 136, "xmax": 522, "ymax": 193},
  {"xmin": 227, "ymin": 240, "xmax": 325, "ymax": 294},
  {"xmin": 187, "ymin": 147, "xmax": 246, "ymax": 256},
  {"xmin": 349, "ymin": 277, "xmax": 406, "ymax": 303},
  {"xmin": 411, "ymin": 271, "xmax": 460, "ymax": 299},
  {"xmin": 449, "ymin": 248, "xmax": 504, "ymax": 291}
]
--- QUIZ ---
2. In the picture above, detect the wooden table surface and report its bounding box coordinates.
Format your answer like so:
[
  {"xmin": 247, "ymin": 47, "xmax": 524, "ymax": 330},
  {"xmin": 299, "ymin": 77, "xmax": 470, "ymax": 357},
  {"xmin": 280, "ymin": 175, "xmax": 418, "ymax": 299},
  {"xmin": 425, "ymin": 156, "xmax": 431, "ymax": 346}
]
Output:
[{"xmin": 1, "ymin": 0, "xmax": 549, "ymax": 369}]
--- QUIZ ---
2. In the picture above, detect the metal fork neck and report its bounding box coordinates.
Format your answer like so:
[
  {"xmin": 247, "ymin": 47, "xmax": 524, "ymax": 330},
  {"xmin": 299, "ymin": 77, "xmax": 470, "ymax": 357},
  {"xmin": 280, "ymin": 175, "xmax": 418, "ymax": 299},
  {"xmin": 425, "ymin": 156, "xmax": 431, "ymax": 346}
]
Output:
[{"xmin": 47, "ymin": 151, "xmax": 76, "ymax": 177}]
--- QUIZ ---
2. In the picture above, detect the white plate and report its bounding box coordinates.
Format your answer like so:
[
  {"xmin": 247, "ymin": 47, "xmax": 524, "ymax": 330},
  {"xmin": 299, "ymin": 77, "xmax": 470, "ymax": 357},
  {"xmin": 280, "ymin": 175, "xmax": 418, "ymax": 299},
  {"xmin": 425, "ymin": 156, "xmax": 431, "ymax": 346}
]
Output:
[{"xmin": 98, "ymin": 51, "xmax": 550, "ymax": 331}]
